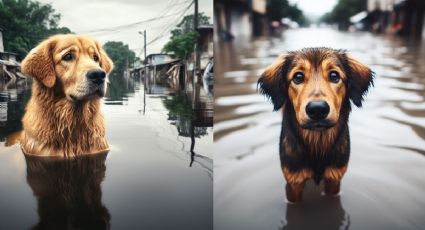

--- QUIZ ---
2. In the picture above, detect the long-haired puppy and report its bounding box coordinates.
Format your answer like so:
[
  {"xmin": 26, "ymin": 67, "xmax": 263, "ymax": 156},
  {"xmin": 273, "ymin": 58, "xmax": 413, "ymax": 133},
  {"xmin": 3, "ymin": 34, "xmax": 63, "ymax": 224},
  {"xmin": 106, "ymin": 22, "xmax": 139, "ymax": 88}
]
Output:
[
  {"xmin": 258, "ymin": 47, "xmax": 374, "ymax": 202},
  {"xmin": 20, "ymin": 34, "xmax": 114, "ymax": 157}
]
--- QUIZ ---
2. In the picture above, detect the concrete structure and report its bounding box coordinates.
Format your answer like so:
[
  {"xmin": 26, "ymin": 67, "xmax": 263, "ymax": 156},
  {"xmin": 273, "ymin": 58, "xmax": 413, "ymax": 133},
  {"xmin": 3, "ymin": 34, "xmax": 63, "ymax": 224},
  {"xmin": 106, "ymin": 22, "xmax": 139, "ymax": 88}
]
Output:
[
  {"xmin": 0, "ymin": 29, "xmax": 23, "ymax": 82},
  {"xmin": 0, "ymin": 28, "xmax": 4, "ymax": 52},
  {"xmin": 392, "ymin": 0, "xmax": 425, "ymax": 38},
  {"xmin": 197, "ymin": 25, "xmax": 213, "ymax": 70},
  {"xmin": 214, "ymin": 0, "xmax": 269, "ymax": 41},
  {"xmin": 366, "ymin": 0, "xmax": 425, "ymax": 38}
]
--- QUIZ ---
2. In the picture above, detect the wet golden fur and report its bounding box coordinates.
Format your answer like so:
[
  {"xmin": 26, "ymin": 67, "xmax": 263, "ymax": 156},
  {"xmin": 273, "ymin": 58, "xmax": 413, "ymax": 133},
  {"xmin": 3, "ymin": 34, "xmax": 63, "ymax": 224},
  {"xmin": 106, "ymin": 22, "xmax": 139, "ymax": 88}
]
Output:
[{"xmin": 20, "ymin": 34, "xmax": 113, "ymax": 157}]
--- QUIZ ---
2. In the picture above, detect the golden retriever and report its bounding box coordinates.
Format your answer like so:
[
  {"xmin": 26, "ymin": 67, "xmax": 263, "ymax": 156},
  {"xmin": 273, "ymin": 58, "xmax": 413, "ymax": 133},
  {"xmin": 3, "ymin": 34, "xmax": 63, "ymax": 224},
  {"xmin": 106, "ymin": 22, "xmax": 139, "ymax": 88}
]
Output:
[{"xmin": 20, "ymin": 34, "xmax": 113, "ymax": 157}]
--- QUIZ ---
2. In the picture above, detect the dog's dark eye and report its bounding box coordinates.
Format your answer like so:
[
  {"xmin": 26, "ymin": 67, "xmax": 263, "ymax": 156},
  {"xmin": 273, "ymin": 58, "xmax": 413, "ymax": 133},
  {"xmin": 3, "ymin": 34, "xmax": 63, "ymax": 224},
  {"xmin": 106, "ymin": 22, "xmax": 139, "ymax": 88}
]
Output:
[
  {"xmin": 292, "ymin": 72, "xmax": 304, "ymax": 84},
  {"xmin": 62, "ymin": 53, "xmax": 74, "ymax": 61},
  {"xmin": 93, "ymin": 54, "xmax": 99, "ymax": 62},
  {"xmin": 329, "ymin": 71, "xmax": 340, "ymax": 83}
]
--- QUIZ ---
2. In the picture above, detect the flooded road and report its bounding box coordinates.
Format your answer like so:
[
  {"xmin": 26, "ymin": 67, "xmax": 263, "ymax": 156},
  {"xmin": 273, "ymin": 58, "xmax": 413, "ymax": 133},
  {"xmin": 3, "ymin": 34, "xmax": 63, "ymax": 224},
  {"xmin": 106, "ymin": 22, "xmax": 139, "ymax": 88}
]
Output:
[
  {"xmin": 0, "ymin": 73, "xmax": 213, "ymax": 229},
  {"xmin": 214, "ymin": 28, "xmax": 425, "ymax": 230}
]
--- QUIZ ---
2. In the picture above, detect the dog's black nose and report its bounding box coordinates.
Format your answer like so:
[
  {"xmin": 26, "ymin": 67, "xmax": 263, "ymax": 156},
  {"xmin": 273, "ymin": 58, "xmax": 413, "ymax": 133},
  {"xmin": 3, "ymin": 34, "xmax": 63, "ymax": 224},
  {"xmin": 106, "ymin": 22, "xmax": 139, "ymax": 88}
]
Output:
[
  {"xmin": 306, "ymin": 101, "xmax": 330, "ymax": 121},
  {"xmin": 87, "ymin": 69, "xmax": 106, "ymax": 85}
]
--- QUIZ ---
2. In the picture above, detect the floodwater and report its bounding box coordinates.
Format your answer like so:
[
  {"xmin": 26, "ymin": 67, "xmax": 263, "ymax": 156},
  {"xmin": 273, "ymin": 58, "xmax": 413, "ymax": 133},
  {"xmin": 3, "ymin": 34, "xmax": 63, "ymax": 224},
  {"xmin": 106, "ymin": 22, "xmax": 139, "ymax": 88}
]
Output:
[
  {"xmin": 0, "ymin": 72, "xmax": 213, "ymax": 229},
  {"xmin": 214, "ymin": 28, "xmax": 425, "ymax": 230}
]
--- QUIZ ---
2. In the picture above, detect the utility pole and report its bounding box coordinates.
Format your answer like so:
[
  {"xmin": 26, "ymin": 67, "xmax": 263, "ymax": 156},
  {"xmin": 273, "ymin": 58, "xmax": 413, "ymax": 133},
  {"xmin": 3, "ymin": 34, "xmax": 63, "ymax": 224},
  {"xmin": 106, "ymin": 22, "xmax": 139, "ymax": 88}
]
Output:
[
  {"xmin": 144, "ymin": 30, "xmax": 147, "ymax": 61},
  {"xmin": 139, "ymin": 30, "xmax": 148, "ymax": 91},
  {"xmin": 193, "ymin": 0, "xmax": 199, "ymax": 106},
  {"xmin": 194, "ymin": 0, "xmax": 199, "ymax": 70},
  {"xmin": 194, "ymin": 0, "xmax": 198, "ymax": 31}
]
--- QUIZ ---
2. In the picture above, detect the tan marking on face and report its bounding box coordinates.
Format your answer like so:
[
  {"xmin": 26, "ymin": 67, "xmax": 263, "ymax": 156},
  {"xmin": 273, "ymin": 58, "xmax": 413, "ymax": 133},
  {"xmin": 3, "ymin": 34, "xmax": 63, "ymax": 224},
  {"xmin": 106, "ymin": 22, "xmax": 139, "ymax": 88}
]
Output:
[{"xmin": 287, "ymin": 55, "xmax": 346, "ymax": 127}]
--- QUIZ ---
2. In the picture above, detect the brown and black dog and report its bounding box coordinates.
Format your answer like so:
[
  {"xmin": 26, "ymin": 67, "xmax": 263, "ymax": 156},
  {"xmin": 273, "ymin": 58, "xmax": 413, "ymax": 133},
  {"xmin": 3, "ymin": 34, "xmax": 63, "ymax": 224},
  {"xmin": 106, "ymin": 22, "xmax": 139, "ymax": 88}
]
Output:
[{"xmin": 258, "ymin": 47, "xmax": 374, "ymax": 202}]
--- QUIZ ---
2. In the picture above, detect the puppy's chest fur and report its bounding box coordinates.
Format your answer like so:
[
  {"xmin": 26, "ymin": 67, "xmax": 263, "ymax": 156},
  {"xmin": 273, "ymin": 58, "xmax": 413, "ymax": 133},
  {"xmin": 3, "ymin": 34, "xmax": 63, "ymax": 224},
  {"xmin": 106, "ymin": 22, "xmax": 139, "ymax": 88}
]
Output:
[{"xmin": 280, "ymin": 114, "xmax": 350, "ymax": 183}]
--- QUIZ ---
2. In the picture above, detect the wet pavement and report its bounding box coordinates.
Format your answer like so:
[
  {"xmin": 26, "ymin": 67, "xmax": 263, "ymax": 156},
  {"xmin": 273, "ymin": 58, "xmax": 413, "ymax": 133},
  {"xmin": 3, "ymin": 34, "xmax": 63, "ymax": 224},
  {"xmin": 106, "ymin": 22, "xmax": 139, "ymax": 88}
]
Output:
[
  {"xmin": 0, "ymin": 73, "xmax": 213, "ymax": 229},
  {"xmin": 214, "ymin": 28, "xmax": 425, "ymax": 230}
]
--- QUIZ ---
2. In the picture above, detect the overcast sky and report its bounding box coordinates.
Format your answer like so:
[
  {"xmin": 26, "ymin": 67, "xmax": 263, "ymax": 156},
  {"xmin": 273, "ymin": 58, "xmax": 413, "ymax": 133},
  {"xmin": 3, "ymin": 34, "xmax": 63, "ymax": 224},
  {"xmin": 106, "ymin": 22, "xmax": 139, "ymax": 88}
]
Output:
[
  {"xmin": 37, "ymin": 0, "xmax": 213, "ymax": 56},
  {"xmin": 289, "ymin": 0, "xmax": 338, "ymax": 17}
]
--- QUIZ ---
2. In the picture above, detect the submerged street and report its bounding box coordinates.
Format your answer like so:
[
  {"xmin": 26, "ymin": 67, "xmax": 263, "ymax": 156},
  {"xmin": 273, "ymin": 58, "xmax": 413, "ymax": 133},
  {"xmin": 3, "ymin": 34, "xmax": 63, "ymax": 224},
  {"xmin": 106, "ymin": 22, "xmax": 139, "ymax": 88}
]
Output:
[
  {"xmin": 214, "ymin": 28, "xmax": 425, "ymax": 230},
  {"xmin": 0, "ymin": 75, "xmax": 213, "ymax": 229}
]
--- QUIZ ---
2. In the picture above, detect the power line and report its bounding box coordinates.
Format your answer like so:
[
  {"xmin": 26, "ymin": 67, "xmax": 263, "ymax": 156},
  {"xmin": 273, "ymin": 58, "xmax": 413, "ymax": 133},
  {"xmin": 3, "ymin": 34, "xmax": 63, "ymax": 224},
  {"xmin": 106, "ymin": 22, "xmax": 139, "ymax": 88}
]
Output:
[
  {"xmin": 146, "ymin": 1, "xmax": 194, "ymax": 47},
  {"xmin": 136, "ymin": 1, "xmax": 192, "ymax": 57},
  {"xmin": 77, "ymin": 0, "xmax": 191, "ymax": 35}
]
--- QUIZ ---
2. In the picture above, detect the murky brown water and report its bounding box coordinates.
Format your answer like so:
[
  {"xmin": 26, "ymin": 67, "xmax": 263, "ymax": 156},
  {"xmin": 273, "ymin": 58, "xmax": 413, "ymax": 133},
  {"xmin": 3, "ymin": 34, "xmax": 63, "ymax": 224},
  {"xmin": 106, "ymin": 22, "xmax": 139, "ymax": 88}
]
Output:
[
  {"xmin": 0, "ymin": 74, "xmax": 213, "ymax": 229},
  {"xmin": 214, "ymin": 28, "xmax": 425, "ymax": 230}
]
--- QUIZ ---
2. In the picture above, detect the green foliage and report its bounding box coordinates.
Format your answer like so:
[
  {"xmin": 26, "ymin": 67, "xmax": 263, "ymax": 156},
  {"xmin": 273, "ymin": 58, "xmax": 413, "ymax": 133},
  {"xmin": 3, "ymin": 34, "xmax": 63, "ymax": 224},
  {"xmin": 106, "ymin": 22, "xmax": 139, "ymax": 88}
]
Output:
[
  {"xmin": 170, "ymin": 13, "xmax": 210, "ymax": 37},
  {"xmin": 267, "ymin": 0, "xmax": 308, "ymax": 26},
  {"xmin": 163, "ymin": 94, "xmax": 194, "ymax": 120},
  {"xmin": 0, "ymin": 0, "xmax": 72, "ymax": 60},
  {"xmin": 103, "ymin": 41, "xmax": 136, "ymax": 77},
  {"xmin": 162, "ymin": 13, "xmax": 210, "ymax": 59},
  {"xmin": 321, "ymin": 0, "xmax": 367, "ymax": 30},
  {"xmin": 162, "ymin": 32, "xmax": 198, "ymax": 59}
]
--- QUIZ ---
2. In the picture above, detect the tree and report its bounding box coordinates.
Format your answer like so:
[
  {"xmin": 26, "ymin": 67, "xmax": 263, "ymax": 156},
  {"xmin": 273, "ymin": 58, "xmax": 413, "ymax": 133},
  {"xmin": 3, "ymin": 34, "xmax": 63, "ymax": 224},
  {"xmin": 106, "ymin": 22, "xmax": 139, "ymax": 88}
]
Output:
[
  {"xmin": 103, "ymin": 41, "xmax": 136, "ymax": 77},
  {"xmin": 0, "ymin": 0, "xmax": 72, "ymax": 60},
  {"xmin": 321, "ymin": 0, "xmax": 367, "ymax": 30},
  {"xmin": 170, "ymin": 13, "xmax": 210, "ymax": 37},
  {"xmin": 162, "ymin": 32, "xmax": 198, "ymax": 59},
  {"xmin": 267, "ymin": 0, "xmax": 308, "ymax": 26},
  {"xmin": 102, "ymin": 41, "xmax": 137, "ymax": 101},
  {"xmin": 162, "ymin": 13, "xmax": 210, "ymax": 59}
]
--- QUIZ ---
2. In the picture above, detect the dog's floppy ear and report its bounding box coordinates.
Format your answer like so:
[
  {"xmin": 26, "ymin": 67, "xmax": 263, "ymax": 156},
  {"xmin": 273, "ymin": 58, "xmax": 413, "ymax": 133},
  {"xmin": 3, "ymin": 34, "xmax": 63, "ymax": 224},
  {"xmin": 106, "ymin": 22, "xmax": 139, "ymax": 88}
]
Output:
[
  {"xmin": 21, "ymin": 38, "xmax": 56, "ymax": 88},
  {"xmin": 258, "ymin": 54, "xmax": 292, "ymax": 111},
  {"xmin": 95, "ymin": 41, "xmax": 114, "ymax": 74},
  {"xmin": 345, "ymin": 55, "xmax": 374, "ymax": 107}
]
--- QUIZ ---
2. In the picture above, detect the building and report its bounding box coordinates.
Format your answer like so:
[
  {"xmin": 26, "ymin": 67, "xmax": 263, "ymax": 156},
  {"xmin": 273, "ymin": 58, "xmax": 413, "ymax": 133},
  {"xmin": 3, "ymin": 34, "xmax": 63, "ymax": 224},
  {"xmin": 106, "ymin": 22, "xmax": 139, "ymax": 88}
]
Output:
[
  {"xmin": 197, "ymin": 25, "xmax": 213, "ymax": 70},
  {"xmin": 0, "ymin": 28, "xmax": 23, "ymax": 82},
  {"xmin": 214, "ymin": 0, "xmax": 268, "ymax": 41},
  {"xmin": 391, "ymin": 0, "xmax": 425, "ymax": 38}
]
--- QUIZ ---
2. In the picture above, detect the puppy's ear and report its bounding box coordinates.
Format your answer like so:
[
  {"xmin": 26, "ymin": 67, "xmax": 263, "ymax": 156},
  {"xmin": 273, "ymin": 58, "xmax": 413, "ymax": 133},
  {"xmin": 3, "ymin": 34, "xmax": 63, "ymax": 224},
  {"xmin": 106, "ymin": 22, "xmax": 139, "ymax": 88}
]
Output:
[
  {"xmin": 258, "ymin": 54, "xmax": 292, "ymax": 111},
  {"xmin": 345, "ymin": 56, "xmax": 374, "ymax": 107},
  {"xmin": 95, "ymin": 41, "xmax": 114, "ymax": 74},
  {"xmin": 21, "ymin": 39, "xmax": 56, "ymax": 88}
]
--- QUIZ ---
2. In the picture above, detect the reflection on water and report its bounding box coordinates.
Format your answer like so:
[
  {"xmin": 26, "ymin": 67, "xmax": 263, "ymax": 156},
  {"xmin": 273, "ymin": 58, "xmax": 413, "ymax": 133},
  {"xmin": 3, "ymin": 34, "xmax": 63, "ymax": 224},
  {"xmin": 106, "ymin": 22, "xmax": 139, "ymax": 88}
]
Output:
[
  {"xmin": 26, "ymin": 153, "xmax": 110, "ymax": 229},
  {"xmin": 214, "ymin": 28, "xmax": 425, "ymax": 230},
  {"xmin": 280, "ymin": 182, "xmax": 349, "ymax": 230},
  {"xmin": 0, "ymin": 68, "xmax": 213, "ymax": 229}
]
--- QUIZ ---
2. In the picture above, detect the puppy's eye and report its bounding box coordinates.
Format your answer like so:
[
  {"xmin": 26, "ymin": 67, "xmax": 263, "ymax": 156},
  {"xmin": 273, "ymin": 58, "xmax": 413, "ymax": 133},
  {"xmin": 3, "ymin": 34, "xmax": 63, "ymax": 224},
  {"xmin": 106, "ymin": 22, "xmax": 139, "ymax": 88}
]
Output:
[
  {"xmin": 93, "ymin": 54, "xmax": 99, "ymax": 62},
  {"xmin": 329, "ymin": 71, "xmax": 340, "ymax": 83},
  {"xmin": 62, "ymin": 53, "xmax": 74, "ymax": 61},
  {"xmin": 292, "ymin": 72, "xmax": 304, "ymax": 84}
]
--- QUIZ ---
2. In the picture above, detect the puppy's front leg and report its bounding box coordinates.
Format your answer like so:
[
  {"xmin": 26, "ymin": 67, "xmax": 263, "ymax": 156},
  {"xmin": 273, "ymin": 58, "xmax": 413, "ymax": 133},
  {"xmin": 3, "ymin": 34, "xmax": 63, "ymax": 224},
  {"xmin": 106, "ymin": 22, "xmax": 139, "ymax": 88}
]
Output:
[
  {"xmin": 323, "ymin": 165, "xmax": 348, "ymax": 196},
  {"xmin": 282, "ymin": 167, "xmax": 312, "ymax": 202},
  {"xmin": 286, "ymin": 182, "xmax": 305, "ymax": 202}
]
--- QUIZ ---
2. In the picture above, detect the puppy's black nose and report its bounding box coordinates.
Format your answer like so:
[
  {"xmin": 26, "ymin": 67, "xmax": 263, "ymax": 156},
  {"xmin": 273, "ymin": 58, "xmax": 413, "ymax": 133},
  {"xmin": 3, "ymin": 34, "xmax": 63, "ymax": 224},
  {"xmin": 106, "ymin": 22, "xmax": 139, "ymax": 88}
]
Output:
[
  {"xmin": 306, "ymin": 101, "xmax": 330, "ymax": 121},
  {"xmin": 87, "ymin": 69, "xmax": 106, "ymax": 85}
]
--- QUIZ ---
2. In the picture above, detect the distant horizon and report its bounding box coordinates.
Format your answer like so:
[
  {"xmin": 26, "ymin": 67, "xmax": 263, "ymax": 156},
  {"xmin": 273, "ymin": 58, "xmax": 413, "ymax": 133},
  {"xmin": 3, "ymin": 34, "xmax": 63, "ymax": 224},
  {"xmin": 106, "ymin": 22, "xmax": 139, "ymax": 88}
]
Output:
[{"xmin": 289, "ymin": 0, "xmax": 338, "ymax": 20}]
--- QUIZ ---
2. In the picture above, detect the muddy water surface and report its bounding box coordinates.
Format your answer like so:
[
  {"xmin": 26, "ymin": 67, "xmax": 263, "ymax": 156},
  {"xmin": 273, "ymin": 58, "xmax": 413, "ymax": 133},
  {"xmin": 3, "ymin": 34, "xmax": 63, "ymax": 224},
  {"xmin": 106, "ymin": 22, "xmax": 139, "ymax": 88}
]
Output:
[
  {"xmin": 214, "ymin": 28, "xmax": 425, "ymax": 230},
  {"xmin": 0, "ymin": 75, "xmax": 213, "ymax": 229}
]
